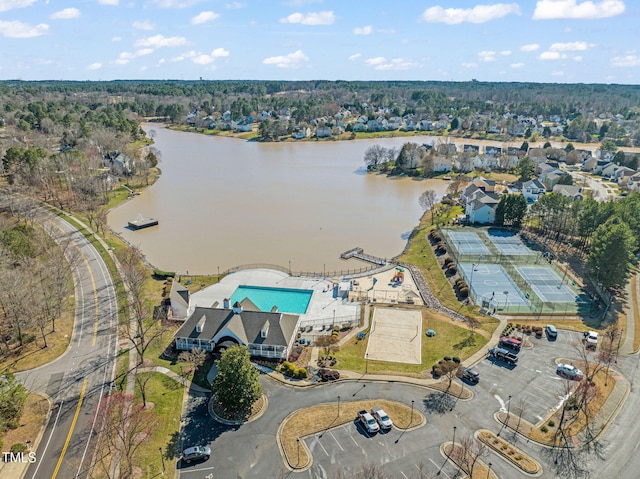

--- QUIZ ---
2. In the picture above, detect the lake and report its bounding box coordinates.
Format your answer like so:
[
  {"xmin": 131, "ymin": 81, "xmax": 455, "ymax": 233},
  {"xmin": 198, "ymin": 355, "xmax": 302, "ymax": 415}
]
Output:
[{"xmin": 107, "ymin": 127, "xmax": 450, "ymax": 274}]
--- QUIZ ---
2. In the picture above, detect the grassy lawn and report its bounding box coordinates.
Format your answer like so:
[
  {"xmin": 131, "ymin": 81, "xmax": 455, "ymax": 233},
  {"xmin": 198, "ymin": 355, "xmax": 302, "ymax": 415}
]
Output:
[
  {"xmin": 133, "ymin": 372, "xmax": 184, "ymax": 479},
  {"xmin": 281, "ymin": 399, "xmax": 421, "ymax": 468},
  {"xmin": 333, "ymin": 306, "xmax": 489, "ymax": 377},
  {"xmin": 0, "ymin": 393, "xmax": 49, "ymax": 451},
  {"xmin": 0, "ymin": 296, "xmax": 74, "ymax": 373}
]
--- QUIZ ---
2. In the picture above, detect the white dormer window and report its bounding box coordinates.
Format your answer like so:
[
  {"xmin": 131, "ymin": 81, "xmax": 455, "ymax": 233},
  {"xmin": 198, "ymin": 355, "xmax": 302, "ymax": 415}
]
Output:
[
  {"xmin": 261, "ymin": 320, "xmax": 269, "ymax": 339},
  {"xmin": 195, "ymin": 317, "xmax": 205, "ymax": 333}
]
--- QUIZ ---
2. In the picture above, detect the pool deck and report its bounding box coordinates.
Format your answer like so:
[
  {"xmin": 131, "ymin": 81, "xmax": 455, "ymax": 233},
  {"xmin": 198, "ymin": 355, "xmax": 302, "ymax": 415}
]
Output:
[{"xmin": 189, "ymin": 269, "xmax": 360, "ymax": 327}]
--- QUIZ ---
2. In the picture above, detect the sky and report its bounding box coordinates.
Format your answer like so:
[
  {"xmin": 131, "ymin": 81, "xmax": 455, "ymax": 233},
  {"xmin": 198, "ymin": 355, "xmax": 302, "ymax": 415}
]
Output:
[{"xmin": 0, "ymin": 0, "xmax": 638, "ymax": 83}]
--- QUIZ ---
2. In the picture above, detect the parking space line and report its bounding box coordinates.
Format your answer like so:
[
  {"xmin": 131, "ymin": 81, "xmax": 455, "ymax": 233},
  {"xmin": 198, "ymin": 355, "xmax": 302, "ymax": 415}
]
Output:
[
  {"xmin": 400, "ymin": 472, "xmax": 409, "ymax": 478},
  {"xmin": 428, "ymin": 459, "xmax": 450, "ymax": 478},
  {"xmin": 314, "ymin": 436, "xmax": 329, "ymax": 456},
  {"xmin": 329, "ymin": 431, "xmax": 344, "ymax": 451}
]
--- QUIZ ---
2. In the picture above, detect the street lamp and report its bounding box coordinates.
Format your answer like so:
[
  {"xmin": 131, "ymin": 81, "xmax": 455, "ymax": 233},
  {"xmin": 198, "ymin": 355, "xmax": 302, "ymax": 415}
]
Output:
[
  {"xmin": 503, "ymin": 290, "xmax": 509, "ymax": 310},
  {"xmin": 337, "ymin": 395, "xmax": 341, "ymax": 417},
  {"xmin": 365, "ymin": 353, "xmax": 369, "ymax": 374},
  {"xmin": 486, "ymin": 462, "xmax": 492, "ymax": 479},
  {"xmin": 451, "ymin": 426, "xmax": 457, "ymax": 457},
  {"xmin": 297, "ymin": 438, "xmax": 301, "ymax": 466},
  {"xmin": 159, "ymin": 447, "xmax": 165, "ymax": 476}
]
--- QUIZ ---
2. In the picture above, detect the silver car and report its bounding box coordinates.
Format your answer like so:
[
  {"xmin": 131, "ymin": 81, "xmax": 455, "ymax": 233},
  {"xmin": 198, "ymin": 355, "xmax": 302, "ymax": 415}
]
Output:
[{"xmin": 182, "ymin": 445, "xmax": 211, "ymax": 463}]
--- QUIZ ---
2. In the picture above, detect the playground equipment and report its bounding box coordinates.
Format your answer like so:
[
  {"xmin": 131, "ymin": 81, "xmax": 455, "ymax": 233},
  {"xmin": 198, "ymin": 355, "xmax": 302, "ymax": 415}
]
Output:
[{"xmin": 391, "ymin": 270, "xmax": 404, "ymax": 285}]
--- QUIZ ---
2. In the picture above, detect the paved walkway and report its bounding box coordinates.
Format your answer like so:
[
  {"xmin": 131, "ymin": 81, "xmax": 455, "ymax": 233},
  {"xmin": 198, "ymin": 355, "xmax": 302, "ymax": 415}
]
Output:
[{"xmin": 138, "ymin": 366, "xmax": 211, "ymax": 394}]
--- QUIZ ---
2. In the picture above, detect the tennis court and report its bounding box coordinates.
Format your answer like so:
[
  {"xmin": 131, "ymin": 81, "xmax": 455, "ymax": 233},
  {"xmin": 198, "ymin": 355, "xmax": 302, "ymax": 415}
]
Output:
[
  {"xmin": 448, "ymin": 231, "xmax": 490, "ymax": 255},
  {"xmin": 485, "ymin": 230, "xmax": 534, "ymax": 256},
  {"xmin": 517, "ymin": 266, "xmax": 579, "ymax": 303},
  {"xmin": 459, "ymin": 263, "xmax": 529, "ymax": 308}
]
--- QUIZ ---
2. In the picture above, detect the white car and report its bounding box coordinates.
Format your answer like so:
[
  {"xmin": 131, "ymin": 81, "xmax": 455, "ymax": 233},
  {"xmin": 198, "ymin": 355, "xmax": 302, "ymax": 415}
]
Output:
[
  {"xmin": 371, "ymin": 407, "xmax": 393, "ymax": 429},
  {"xmin": 584, "ymin": 331, "xmax": 599, "ymax": 349},
  {"xmin": 557, "ymin": 363, "xmax": 584, "ymax": 380}
]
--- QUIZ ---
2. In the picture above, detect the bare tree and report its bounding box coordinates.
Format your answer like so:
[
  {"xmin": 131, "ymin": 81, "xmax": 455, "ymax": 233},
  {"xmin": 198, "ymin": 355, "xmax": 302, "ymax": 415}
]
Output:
[
  {"xmin": 178, "ymin": 348, "xmax": 206, "ymax": 375},
  {"xmin": 598, "ymin": 323, "xmax": 622, "ymax": 386},
  {"xmin": 363, "ymin": 144, "xmax": 387, "ymax": 169},
  {"xmin": 135, "ymin": 372, "xmax": 153, "ymax": 408},
  {"xmin": 96, "ymin": 391, "xmax": 157, "ymax": 479},
  {"xmin": 450, "ymin": 435, "xmax": 488, "ymax": 477},
  {"xmin": 446, "ymin": 176, "xmax": 466, "ymax": 197},
  {"xmin": 419, "ymin": 189, "xmax": 439, "ymax": 224}
]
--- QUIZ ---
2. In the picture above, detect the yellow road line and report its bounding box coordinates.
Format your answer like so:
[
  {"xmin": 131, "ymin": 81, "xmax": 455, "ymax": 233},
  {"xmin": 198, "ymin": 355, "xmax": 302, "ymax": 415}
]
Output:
[
  {"xmin": 51, "ymin": 379, "xmax": 88, "ymax": 479},
  {"xmin": 50, "ymin": 220, "xmax": 100, "ymax": 346}
]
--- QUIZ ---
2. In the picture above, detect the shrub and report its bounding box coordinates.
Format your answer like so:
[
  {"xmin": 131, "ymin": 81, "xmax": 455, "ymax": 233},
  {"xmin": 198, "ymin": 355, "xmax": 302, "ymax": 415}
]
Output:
[
  {"xmin": 452, "ymin": 357, "xmax": 461, "ymax": 363},
  {"xmin": 280, "ymin": 361, "xmax": 296, "ymax": 377},
  {"xmin": 296, "ymin": 368, "xmax": 308, "ymax": 379},
  {"xmin": 10, "ymin": 443, "xmax": 28, "ymax": 454},
  {"xmin": 459, "ymin": 287, "xmax": 469, "ymax": 298},
  {"xmin": 540, "ymin": 425, "xmax": 549, "ymax": 433},
  {"xmin": 444, "ymin": 356, "xmax": 452, "ymax": 361},
  {"xmin": 547, "ymin": 420, "xmax": 555, "ymax": 427},
  {"xmin": 153, "ymin": 269, "xmax": 176, "ymax": 279},
  {"xmin": 333, "ymin": 325, "xmax": 340, "ymax": 332},
  {"xmin": 444, "ymin": 257, "xmax": 454, "ymax": 267},
  {"xmin": 432, "ymin": 365, "xmax": 442, "ymax": 377},
  {"xmin": 331, "ymin": 330, "xmax": 339, "ymax": 337}
]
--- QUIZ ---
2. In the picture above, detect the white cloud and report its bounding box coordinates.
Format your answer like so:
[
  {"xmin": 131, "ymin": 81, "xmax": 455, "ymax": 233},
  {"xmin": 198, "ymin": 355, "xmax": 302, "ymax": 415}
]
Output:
[
  {"xmin": 348, "ymin": 53, "xmax": 361, "ymax": 61},
  {"xmin": 353, "ymin": 25, "xmax": 372, "ymax": 35},
  {"xmin": 158, "ymin": 58, "xmax": 166, "ymax": 64},
  {"xmin": 98, "ymin": 0, "xmax": 119, "ymax": 5},
  {"xmin": 0, "ymin": 0, "xmax": 36, "ymax": 12},
  {"xmin": 191, "ymin": 47, "xmax": 229, "ymax": 64},
  {"xmin": 112, "ymin": 36, "xmax": 122, "ymax": 42},
  {"xmin": 573, "ymin": 55, "xmax": 583, "ymax": 61},
  {"xmin": 511, "ymin": 62, "xmax": 525, "ymax": 68},
  {"xmin": 550, "ymin": 41, "xmax": 592, "ymax": 51},
  {"xmin": 533, "ymin": 0, "xmax": 625, "ymax": 19},
  {"xmin": 136, "ymin": 48, "xmax": 154, "ymax": 56},
  {"xmin": 374, "ymin": 58, "xmax": 418, "ymax": 71},
  {"xmin": 421, "ymin": 3, "xmax": 521, "ymax": 24},
  {"xmin": 225, "ymin": 2, "xmax": 244, "ymax": 8},
  {"xmin": 611, "ymin": 55, "xmax": 640, "ymax": 67},
  {"xmin": 133, "ymin": 20, "xmax": 155, "ymax": 30},
  {"xmin": 50, "ymin": 7, "xmax": 80, "ymax": 19},
  {"xmin": 191, "ymin": 11, "xmax": 220, "ymax": 24},
  {"xmin": 280, "ymin": 11, "xmax": 336, "ymax": 25},
  {"xmin": 134, "ymin": 34, "xmax": 188, "ymax": 48},
  {"xmin": 478, "ymin": 50, "xmax": 497, "ymax": 62},
  {"xmin": 171, "ymin": 50, "xmax": 197, "ymax": 62},
  {"xmin": 520, "ymin": 43, "xmax": 540, "ymax": 52},
  {"xmin": 365, "ymin": 56, "xmax": 386, "ymax": 66},
  {"xmin": 147, "ymin": 0, "xmax": 202, "ymax": 8},
  {"xmin": 88, "ymin": 62, "xmax": 102, "ymax": 70},
  {"xmin": 0, "ymin": 20, "xmax": 48, "ymax": 38},
  {"xmin": 115, "ymin": 48, "xmax": 154, "ymax": 65},
  {"xmin": 263, "ymin": 50, "xmax": 309, "ymax": 68},
  {"xmin": 500, "ymin": 50, "xmax": 511, "ymax": 55},
  {"xmin": 462, "ymin": 62, "xmax": 478, "ymax": 68},
  {"xmin": 539, "ymin": 51, "xmax": 568, "ymax": 60}
]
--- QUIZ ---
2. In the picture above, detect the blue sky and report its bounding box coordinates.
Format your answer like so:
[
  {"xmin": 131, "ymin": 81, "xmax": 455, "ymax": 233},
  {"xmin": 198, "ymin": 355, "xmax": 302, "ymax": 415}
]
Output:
[{"xmin": 0, "ymin": 0, "xmax": 638, "ymax": 83}]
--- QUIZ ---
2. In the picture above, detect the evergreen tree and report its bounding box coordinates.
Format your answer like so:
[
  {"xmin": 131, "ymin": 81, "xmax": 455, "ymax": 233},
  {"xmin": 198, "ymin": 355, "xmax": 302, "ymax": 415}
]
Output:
[
  {"xmin": 212, "ymin": 345, "xmax": 262, "ymax": 416},
  {"xmin": 588, "ymin": 218, "xmax": 637, "ymax": 291}
]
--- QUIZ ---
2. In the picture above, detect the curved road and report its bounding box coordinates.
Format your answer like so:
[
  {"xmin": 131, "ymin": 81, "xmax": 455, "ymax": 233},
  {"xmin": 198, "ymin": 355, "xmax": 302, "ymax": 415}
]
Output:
[{"xmin": 16, "ymin": 208, "xmax": 118, "ymax": 479}]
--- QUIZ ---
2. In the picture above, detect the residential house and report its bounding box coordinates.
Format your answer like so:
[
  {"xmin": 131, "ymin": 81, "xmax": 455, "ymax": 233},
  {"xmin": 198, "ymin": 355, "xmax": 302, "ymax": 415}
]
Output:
[
  {"xmin": 600, "ymin": 163, "xmax": 619, "ymax": 179},
  {"xmin": 542, "ymin": 170, "xmax": 565, "ymax": 190},
  {"xmin": 169, "ymin": 281, "xmax": 190, "ymax": 319},
  {"xmin": 613, "ymin": 166, "xmax": 636, "ymax": 185},
  {"xmin": 552, "ymin": 184, "xmax": 584, "ymax": 200},
  {"xmin": 316, "ymin": 126, "xmax": 332, "ymax": 138},
  {"xmin": 433, "ymin": 157, "xmax": 453, "ymax": 173},
  {"xmin": 626, "ymin": 172, "xmax": 640, "ymax": 192},
  {"xmin": 464, "ymin": 144, "xmax": 480, "ymax": 154},
  {"xmin": 592, "ymin": 160, "xmax": 612, "ymax": 175},
  {"xmin": 465, "ymin": 190, "xmax": 500, "ymax": 224},
  {"xmin": 174, "ymin": 299, "xmax": 299, "ymax": 359},
  {"xmin": 522, "ymin": 180, "xmax": 546, "ymax": 203},
  {"xmin": 292, "ymin": 127, "xmax": 311, "ymax": 139},
  {"xmin": 461, "ymin": 177, "xmax": 496, "ymax": 203},
  {"xmin": 104, "ymin": 151, "xmax": 134, "ymax": 176},
  {"xmin": 236, "ymin": 123, "xmax": 252, "ymax": 132},
  {"xmin": 581, "ymin": 157, "xmax": 598, "ymax": 172},
  {"xmin": 485, "ymin": 146, "xmax": 502, "ymax": 157}
]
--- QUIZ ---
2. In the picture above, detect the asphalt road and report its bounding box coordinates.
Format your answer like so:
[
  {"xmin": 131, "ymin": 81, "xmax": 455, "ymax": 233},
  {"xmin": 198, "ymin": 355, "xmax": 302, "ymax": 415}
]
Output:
[
  {"xmin": 16, "ymin": 209, "xmax": 118, "ymax": 479},
  {"xmin": 178, "ymin": 327, "xmax": 640, "ymax": 479}
]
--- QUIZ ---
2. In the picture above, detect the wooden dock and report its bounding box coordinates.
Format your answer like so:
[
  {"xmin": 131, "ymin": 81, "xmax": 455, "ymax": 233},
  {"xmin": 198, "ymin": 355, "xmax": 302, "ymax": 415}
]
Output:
[{"xmin": 340, "ymin": 247, "xmax": 387, "ymax": 266}]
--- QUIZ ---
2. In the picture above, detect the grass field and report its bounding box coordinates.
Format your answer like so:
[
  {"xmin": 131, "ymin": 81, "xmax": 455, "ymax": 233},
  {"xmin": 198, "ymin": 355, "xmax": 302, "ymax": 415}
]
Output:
[
  {"xmin": 133, "ymin": 372, "xmax": 184, "ymax": 479},
  {"xmin": 334, "ymin": 306, "xmax": 489, "ymax": 377},
  {"xmin": 0, "ymin": 393, "xmax": 49, "ymax": 451}
]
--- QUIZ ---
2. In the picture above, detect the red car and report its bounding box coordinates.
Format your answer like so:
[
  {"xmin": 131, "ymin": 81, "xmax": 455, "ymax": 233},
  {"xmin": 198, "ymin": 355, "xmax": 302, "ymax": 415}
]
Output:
[{"xmin": 499, "ymin": 336, "xmax": 522, "ymax": 351}]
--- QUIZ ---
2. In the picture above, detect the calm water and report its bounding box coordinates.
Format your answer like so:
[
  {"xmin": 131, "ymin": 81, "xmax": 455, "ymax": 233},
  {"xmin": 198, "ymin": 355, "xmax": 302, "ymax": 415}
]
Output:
[{"xmin": 107, "ymin": 126, "xmax": 449, "ymax": 274}]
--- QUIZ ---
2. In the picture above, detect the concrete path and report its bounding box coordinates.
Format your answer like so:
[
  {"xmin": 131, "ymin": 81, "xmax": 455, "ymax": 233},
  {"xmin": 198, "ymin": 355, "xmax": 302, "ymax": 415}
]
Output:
[{"xmin": 137, "ymin": 366, "xmax": 211, "ymax": 394}]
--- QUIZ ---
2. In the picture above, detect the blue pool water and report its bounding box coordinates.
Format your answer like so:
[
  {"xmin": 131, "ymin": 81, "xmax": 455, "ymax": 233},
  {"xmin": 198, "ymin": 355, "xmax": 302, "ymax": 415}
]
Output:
[{"xmin": 230, "ymin": 285, "xmax": 313, "ymax": 314}]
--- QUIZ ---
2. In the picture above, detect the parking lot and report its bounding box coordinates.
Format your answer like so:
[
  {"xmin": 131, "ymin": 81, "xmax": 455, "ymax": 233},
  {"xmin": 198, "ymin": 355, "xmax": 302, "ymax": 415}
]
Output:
[{"xmin": 471, "ymin": 327, "xmax": 587, "ymax": 425}]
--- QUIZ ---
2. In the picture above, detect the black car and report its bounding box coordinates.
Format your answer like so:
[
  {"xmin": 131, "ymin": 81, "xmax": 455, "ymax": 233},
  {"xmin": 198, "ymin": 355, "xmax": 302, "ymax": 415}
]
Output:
[
  {"xmin": 488, "ymin": 347, "xmax": 518, "ymax": 365},
  {"xmin": 458, "ymin": 367, "xmax": 480, "ymax": 382}
]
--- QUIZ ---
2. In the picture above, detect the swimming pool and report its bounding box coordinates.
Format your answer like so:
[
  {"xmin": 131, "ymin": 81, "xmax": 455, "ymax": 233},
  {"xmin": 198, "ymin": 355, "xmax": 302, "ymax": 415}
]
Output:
[{"xmin": 230, "ymin": 285, "xmax": 313, "ymax": 314}]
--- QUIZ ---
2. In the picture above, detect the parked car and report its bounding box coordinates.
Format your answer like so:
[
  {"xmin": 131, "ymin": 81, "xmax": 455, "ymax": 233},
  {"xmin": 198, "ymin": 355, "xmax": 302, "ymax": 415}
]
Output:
[
  {"xmin": 458, "ymin": 367, "xmax": 480, "ymax": 382},
  {"xmin": 583, "ymin": 331, "xmax": 599, "ymax": 349},
  {"xmin": 182, "ymin": 445, "xmax": 211, "ymax": 463},
  {"xmin": 557, "ymin": 363, "xmax": 584, "ymax": 380},
  {"xmin": 488, "ymin": 347, "xmax": 518, "ymax": 365},
  {"xmin": 358, "ymin": 410, "xmax": 380, "ymax": 434},
  {"xmin": 371, "ymin": 407, "xmax": 393, "ymax": 429},
  {"xmin": 545, "ymin": 324, "xmax": 558, "ymax": 339},
  {"xmin": 499, "ymin": 336, "xmax": 522, "ymax": 351}
]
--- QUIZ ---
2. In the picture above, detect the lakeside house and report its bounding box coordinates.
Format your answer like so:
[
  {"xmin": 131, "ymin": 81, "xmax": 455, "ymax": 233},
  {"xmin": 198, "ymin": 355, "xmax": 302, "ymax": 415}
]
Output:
[
  {"xmin": 522, "ymin": 180, "xmax": 546, "ymax": 203},
  {"xmin": 174, "ymin": 299, "xmax": 299, "ymax": 359}
]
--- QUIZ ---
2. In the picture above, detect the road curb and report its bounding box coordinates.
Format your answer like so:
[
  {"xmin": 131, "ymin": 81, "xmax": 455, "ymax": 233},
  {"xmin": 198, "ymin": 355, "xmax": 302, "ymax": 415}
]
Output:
[{"xmin": 207, "ymin": 394, "xmax": 268, "ymax": 425}]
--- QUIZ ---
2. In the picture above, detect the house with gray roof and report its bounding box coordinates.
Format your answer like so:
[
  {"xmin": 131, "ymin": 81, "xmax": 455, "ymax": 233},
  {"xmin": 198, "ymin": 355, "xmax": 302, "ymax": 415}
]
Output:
[
  {"xmin": 464, "ymin": 190, "xmax": 500, "ymax": 224},
  {"xmin": 174, "ymin": 299, "xmax": 300, "ymax": 360},
  {"xmin": 169, "ymin": 280, "xmax": 190, "ymax": 319},
  {"xmin": 522, "ymin": 180, "xmax": 546, "ymax": 203},
  {"xmin": 552, "ymin": 184, "xmax": 584, "ymax": 200}
]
